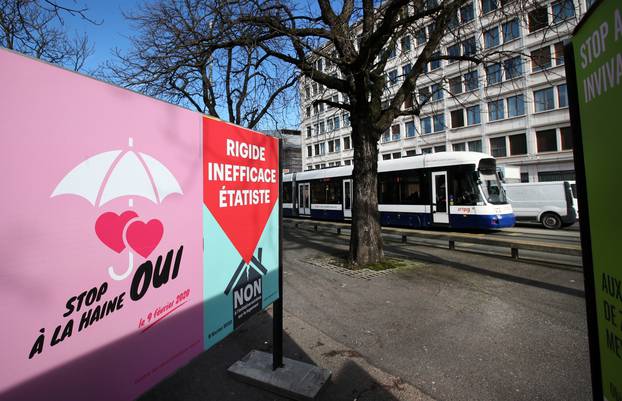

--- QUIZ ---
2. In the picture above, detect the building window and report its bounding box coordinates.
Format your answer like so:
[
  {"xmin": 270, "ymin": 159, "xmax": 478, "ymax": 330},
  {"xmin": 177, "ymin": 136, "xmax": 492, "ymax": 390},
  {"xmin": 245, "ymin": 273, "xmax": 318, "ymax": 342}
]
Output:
[
  {"xmin": 528, "ymin": 6, "xmax": 548, "ymax": 32},
  {"xmin": 433, "ymin": 113, "xmax": 446, "ymax": 132},
  {"xmin": 406, "ymin": 121, "xmax": 416, "ymax": 137},
  {"xmin": 509, "ymin": 133, "xmax": 527, "ymax": 155},
  {"xmin": 419, "ymin": 87, "xmax": 431, "ymax": 103},
  {"xmin": 532, "ymin": 47, "xmax": 552, "ymax": 72},
  {"xmin": 422, "ymin": 147, "xmax": 433, "ymax": 154},
  {"xmin": 451, "ymin": 109, "xmax": 465, "ymax": 128},
  {"xmin": 461, "ymin": 2, "xmax": 475, "ymax": 23},
  {"xmin": 343, "ymin": 113, "xmax": 351, "ymax": 126},
  {"xmin": 334, "ymin": 116, "xmax": 340, "ymax": 130},
  {"xmin": 314, "ymin": 144, "xmax": 320, "ymax": 155},
  {"xmin": 490, "ymin": 137, "xmax": 507, "ymax": 157},
  {"xmin": 387, "ymin": 45, "xmax": 396, "ymax": 59},
  {"xmin": 467, "ymin": 104, "xmax": 481, "ymax": 125},
  {"xmin": 382, "ymin": 129, "xmax": 391, "ymax": 143},
  {"xmin": 453, "ymin": 142, "xmax": 466, "ymax": 151},
  {"xmin": 504, "ymin": 56, "xmax": 523, "ymax": 79},
  {"xmin": 484, "ymin": 27, "xmax": 500, "ymax": 48},
  {"xmin": 305, "ymin": 106, "xmax": 311, "ymax": 118},
  {"xmin": 434, "ymin": 145, "xmax": 446, "ymax": 152},
  {"xmin": 536, "ymin": 129, "xmax": 558, "ymax": 152},
  {"xmin": 319, "ymin": 121, "xmax": 325, "ymax": 133},
  {"xmin": 319, "ymin": 142, "xmax": 326, "ymax": 155},
  {"xmin": 344, "ymin": 159, "xmax": 352, "ymax": 165},
  {"xmin": 554, "ymin": 42, "xmax": 565, "ymax": 65},
  {"xmin": 388, "ymin": 69, "xmax": 398, "ymax": 86},
  {"xmin": 430, "ymin": 52, "xmax": 441, "ymax": 70},
  {"xmin": 486, "ymin": 63, "xmax": 502, "ymax": 85},
  {"xmin": 307, "ymin": 145, "xmax": 312, "ymax": 157},
  {"xmin": 449, "ymin": 76, "xmax": 463, "ymax": 94},
  {"xmin": 382, "ymin": 154, "xmax": 391, "ymax": 160},
  {"xmin": 402, "ymin": 63, "xmax": 412, "ymax": 77},
  {"xmin": 507, "ymin": 94, "xmax": 525, "ymax": 117},
  {"xmin": 552, "ymin": 0, "xmax": 575, "ymax": 23},
  {"xmin": 502, "ymin": 18, "xmax": 520, "ymax": 42},
  {"xmin": 416, "ymin": 29, "xmax": 427, "ymax": 46},
  {"xmin": 315, "ymin": 58, "xmax": 323, "ymax": 72},
  {"xmin": 328, "ymin": 140, "xmax": 335, "ymax": 153},
  {"xmin": 392, "ymin": 152, "xmax": 402, "ymax": 159},
  {"xmin": 327, "ymin": 118, "xmax": 334, "ymax": 132},
  {"xmin": 520, "ymin": 172, "xmax": 529, "ymax": 182},
  {"xmin": 468, "ymin": 140, "xmax": 482, "ymax": 152},
  {"xmin": 560, "ymin": 126, "xmax": 573, "ymax": 150},
  {"xmin": 448, "ymin": 43, "xmax": 461, "ymax": 60},
  {"xmin": 421, "ymin": 116, "xmax": 432, "ymax": 134},
  {"xmin": 464, "ymin": 70, "xmax": 478, "ymax": 91},
  {"xmin": 431, "ymin": 83, "xmax": 443, "ymax": 101},
  {"xmin": 462, "ymin": 36, "xmax": 476, "ymax": 56},
  {"xmin": 488, "ymin": 99, "xmax": 505, "ymax": 121},
  {"xmin": 306, "ymin": 126, "xmax": 312, "ymax": 138},
  {"xmin": 391, "ymin": 124, "xmax": 401, "ymax": 141},
  {"xmin": 401, "ymin": 35, "xmax": 411, "ymax": 53},
  {"xmin": 406, "ymin": 149, "xmax": 417, "ymax": 157},
  {"xmin": 343, "ymin": 136, "xmax": 351, "ymax": 150},
  {"xmin": 534, "ymin": 87, "xmax": 555, "ymax": 112},
  {"xmin": 481, "ymin": 0, "xmax": 498, "ymax": 14},
  {"xmin": 558, "ymin": 84, "xmax": 568, "ymax": 108}
]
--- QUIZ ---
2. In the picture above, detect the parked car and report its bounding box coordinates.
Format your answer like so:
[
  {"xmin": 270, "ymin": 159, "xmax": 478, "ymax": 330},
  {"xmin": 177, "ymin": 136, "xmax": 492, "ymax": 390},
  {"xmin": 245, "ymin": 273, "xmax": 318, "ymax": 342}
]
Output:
[{"xmin": 503, "ymin": 181, "xmax": 578, "ymax": 229}]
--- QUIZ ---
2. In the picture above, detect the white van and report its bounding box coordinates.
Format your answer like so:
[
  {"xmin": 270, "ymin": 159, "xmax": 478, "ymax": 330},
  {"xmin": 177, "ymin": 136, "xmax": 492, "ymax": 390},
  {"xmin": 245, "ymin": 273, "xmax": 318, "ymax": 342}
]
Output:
[{"xmin": 503, "ymin": 181, "xmax": 578, "ymax": 229}]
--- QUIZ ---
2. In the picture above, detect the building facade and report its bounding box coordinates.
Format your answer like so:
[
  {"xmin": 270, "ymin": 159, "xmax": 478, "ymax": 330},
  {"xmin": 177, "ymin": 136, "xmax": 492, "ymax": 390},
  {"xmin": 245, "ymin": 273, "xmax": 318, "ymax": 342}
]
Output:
[{"xmin": 299, "ymin": 0, "xmax": 594, "ymax": 182}]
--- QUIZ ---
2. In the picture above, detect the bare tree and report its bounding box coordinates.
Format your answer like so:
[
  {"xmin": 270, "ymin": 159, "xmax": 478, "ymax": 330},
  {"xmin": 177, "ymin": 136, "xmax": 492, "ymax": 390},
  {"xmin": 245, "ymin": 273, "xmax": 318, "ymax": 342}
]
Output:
[
  {"xmin": 0, "ymin": 0, "xmax": 95, "ymax": 71},
  {"xmin": 106, "ymin": 0, "xmax": 298, "ymax": 130},
  {"xmin": 226, "ymin": 0, "xmax": 575, "ymax": 265}
]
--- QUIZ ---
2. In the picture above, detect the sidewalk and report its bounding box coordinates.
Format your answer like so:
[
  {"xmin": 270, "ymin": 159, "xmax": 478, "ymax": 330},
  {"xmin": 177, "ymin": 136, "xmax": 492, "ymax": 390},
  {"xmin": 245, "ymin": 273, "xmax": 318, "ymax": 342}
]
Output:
[{"xmin": 139, "ymin": 307, "xmax": 435, "ymax": 401}]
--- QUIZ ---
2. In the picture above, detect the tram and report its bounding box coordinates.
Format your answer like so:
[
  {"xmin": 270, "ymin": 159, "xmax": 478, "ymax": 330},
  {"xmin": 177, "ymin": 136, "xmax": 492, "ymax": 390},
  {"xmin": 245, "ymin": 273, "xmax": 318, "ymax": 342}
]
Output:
[{"xmin": 282, "ymin": 152, "xmax": 515, "ymax": 229}]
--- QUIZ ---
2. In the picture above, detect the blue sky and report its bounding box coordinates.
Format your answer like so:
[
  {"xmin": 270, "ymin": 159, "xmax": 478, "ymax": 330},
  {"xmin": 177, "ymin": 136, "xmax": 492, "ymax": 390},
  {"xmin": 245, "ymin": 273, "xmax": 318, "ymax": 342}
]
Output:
[
  {"xmin": 61, "ymin": 0, "xmax": 138, "ymax": 71},
  {"xmin": 55, "ymin": 0, "xmax": 300, "ymax": 129}
]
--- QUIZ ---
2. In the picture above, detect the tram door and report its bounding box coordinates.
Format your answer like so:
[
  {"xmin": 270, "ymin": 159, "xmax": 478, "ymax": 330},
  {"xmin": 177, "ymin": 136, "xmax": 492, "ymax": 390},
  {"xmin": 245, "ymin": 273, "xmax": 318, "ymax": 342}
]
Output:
[
  {"xmin": 431, "ymin": 171, "xmax": 449, "ymax": 224},
  {"xmin": 298, "ymin": 183, "xmax": 310, "ymax": 216},
  {"xmin": 342, "ymin": 179, "xmax": 353, "ymax": 218}
]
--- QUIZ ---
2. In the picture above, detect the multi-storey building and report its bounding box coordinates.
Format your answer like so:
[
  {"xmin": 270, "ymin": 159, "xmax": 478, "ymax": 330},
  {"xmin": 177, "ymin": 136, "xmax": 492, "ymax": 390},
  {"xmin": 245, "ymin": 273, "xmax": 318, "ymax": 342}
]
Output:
[{"xmin": 299, "ymin": 0, "xmax": 594, "ymax": 182}]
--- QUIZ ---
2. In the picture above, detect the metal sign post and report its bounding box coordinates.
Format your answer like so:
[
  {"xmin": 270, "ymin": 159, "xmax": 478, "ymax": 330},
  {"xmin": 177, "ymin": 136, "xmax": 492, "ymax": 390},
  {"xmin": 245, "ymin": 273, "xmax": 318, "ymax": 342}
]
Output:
[{"xmin": 228, "ymin": 138, "xmax": 331, "ymax": 401}]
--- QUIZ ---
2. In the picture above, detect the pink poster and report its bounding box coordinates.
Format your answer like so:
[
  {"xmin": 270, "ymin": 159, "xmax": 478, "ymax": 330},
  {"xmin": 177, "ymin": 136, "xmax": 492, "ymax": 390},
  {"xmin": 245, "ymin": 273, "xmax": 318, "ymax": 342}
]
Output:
[{"xmin": 0, "ymin": 48, "xmax": 205, "ymax": 400}]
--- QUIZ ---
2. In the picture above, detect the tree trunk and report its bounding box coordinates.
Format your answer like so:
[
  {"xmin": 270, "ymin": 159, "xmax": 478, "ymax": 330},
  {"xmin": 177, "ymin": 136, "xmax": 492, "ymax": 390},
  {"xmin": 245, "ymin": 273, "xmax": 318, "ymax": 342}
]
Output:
[{"xmin": 349, "ymin": 113, "xmax": 384, "ymax": 266}]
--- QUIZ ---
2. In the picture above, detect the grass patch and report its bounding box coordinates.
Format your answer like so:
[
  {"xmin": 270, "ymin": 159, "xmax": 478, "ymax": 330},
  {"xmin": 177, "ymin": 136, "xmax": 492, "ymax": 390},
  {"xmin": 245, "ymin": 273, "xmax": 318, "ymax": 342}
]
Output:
[{"xmin": 327, "ymin": 256, "xmax": 413, "ymax": 271}]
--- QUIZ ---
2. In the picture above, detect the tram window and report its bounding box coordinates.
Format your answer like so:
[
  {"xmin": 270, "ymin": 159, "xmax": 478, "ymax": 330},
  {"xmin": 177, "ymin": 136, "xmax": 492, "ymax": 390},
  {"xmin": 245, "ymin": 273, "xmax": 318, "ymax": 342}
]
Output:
[
  {"xmin": 450, "ymin": 166, "xmax": 481, "ymax": 205},
  {"xmin": 311, "ymin": 179, "xmax": 342, "ymax": 204},
  {"xmin": 283, "ymin": 183, "xmax": 293, "ymax": 203},
  {"xmin": 378, "ymin": 170, "xmax": 427, "ymax": 205}
]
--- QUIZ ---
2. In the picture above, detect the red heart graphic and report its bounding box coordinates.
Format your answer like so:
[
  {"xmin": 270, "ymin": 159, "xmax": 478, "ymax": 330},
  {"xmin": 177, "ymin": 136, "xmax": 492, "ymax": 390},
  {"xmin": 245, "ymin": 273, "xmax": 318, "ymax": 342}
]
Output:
[
  {"xmin": 203, "ymin": 117, "xmax": 279, "ymax": 263},
  {"xmin": 95, "ymin": 211, "xmax": 138, "ymax": 253},
  {"xmin": 126, "ymin": 219, "xmax": 164, "ymax": 258}
]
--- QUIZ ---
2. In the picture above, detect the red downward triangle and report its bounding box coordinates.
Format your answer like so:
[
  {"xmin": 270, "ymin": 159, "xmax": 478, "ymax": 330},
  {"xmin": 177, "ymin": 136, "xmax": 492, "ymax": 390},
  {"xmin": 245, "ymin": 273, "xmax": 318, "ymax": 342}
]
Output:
[{"xmin": 203, "ymin": 117, "xmax": 279, "ymax": 263}]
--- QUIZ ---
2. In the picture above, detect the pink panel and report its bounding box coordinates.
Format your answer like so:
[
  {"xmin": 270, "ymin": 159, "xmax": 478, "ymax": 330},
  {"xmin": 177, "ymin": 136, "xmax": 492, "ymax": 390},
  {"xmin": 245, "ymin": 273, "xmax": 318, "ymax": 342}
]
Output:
[{"xmin": 0, "ymin": 49, "xmax": 204, "ymax": 401}]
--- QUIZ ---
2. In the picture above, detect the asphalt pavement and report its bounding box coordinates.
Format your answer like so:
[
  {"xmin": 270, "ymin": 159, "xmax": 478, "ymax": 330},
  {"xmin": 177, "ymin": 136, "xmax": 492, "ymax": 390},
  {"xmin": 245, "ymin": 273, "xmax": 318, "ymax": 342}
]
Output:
[{"xmin": 140, "ymin": 225, "xmax": 591, "ymax": 401}]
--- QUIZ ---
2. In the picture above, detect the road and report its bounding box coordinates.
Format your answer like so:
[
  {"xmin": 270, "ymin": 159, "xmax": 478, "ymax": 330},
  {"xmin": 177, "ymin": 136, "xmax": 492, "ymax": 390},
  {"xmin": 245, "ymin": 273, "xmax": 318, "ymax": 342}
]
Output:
[{"xmin": 283, "ymin": 225, "xmax": 590, "ymax": 401}]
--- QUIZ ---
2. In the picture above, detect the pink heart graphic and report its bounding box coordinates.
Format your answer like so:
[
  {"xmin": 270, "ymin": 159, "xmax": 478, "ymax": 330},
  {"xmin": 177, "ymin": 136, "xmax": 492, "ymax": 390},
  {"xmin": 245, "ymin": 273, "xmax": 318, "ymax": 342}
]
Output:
[
  {"xmin": 95, "ymin": 211, "xmax": 138, "ymax": 253},
  {"xmin": 126, "ymin": 219, "xmax": 164, "ymax": 258}
]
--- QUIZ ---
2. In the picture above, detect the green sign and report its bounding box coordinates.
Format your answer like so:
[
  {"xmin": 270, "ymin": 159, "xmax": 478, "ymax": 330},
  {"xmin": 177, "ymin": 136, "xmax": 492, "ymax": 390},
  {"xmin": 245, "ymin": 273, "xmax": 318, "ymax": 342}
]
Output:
[{"xmin": 570, "ymin": 1, "xmax": 622, "ymax": 400}]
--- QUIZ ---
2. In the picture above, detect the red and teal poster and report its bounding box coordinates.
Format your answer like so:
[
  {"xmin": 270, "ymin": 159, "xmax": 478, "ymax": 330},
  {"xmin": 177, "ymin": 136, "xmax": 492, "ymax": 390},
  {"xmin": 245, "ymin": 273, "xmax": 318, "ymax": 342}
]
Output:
[{"xmin": 0, "ymin": 48, "xmax": 280, "ymax": 401}]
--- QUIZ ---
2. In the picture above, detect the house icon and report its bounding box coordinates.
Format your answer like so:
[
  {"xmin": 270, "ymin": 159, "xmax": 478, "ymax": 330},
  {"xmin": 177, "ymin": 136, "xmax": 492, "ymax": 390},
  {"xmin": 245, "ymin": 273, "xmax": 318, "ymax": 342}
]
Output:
[{"xmin": 224, "ymin": 248, "xmax": 268, "ymax": 296}]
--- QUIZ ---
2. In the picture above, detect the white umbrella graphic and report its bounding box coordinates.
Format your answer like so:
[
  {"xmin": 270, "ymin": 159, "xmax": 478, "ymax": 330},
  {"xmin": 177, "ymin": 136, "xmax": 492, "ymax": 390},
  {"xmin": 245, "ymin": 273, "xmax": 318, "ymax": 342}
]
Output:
[{"xmin": 51, "ymin": 138, "xmax": 183, "ymax": 280}]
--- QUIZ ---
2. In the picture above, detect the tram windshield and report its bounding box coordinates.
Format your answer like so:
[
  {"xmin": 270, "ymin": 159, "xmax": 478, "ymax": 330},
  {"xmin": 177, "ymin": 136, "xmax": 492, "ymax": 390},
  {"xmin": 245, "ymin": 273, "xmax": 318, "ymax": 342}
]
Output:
[{"xmin": 478, "ymin": 159, "xmax": 507, "ymax": 205}]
